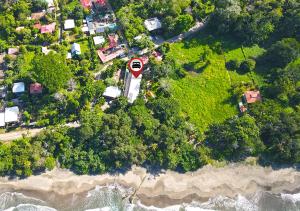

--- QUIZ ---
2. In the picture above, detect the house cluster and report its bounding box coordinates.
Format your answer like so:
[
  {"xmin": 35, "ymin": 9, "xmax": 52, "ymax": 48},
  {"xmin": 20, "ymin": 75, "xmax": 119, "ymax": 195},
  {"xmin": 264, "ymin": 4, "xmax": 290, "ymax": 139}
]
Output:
[
  {"xmin": 29, "ymin": 0, "xmax": 57, "ymax": 35},
  {"xmin": 0, "ymin": 82, "xmax": 43, "ymax": 127},
  {"xmin": 78, "ymin": 0, "xmax": 126, "ymax": 63},
  {"xmin": 239, "ymin": 90, "xmax": 262, "ymax": 113}
]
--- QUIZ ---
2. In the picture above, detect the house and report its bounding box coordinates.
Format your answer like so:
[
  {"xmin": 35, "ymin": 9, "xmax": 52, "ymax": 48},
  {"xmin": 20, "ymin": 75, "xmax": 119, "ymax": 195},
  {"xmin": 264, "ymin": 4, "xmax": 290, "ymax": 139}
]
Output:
[
  {"xmin": 42, "ymin": 47, "xmax": 52, "ymax": 55},
  {"xmin": 66, "ymin": 52, "xmax": 72, "ymax": 59},
  {"xmin": 31, "ymin": 11, "xmax": 46, "ymax": 20},
  {"xmin": 82, "ymin": 25, "xmax": 89, "ymax": 33},
  {"xmin": 144, "ymin": 17, "xmax": 162, "ymax": 31},
  {"xmin": 239, "ymin": 102, "xmax": 247, "ymax": 113},
  {"xmin": 124, "ymin": 70, "xmax": 142, "ymax": 103},
  {"xmin": 244, "ymin": 90, "xmax": 262, "ymax": 104},
  {"xmin": 152, "ymin": 51, "xmax": 163, "ymax": 61},
  {"xmin": 64, "ymin": 19, "xmax": 75, "ymax": 30},
  {"xmin": 87, "ymin": 21, "xmax": 95, "ymax": 35},
  {"xmin": 30, "ymin": 83, "xmax": 43, "ymax": 94},
  {"xmin": 8, "ymin": 47, "xmax": 19, "ymax": 55},
  {"xmin": 97, "ymin": 48, "xmax": 124, "ymax": 63},
  {"xmin": 93, "ymin": 36, "xmax": 105, "ymax": 45},
  {"xmin": 16, "ymin": 26, "xmax": 25, "ymax": 32},
  {"xmin": 0, "ymin": 112, "xmax": 4, "ymax": 127},
  {"xmin": 33, "ymin": 23, "xmax": 42, "ymax": 30},
  {"xmin": 141, "ymin": 56, "xmax": 149, "ymax": 65},
  {"xmin": 41, "ymin": 23, "xmax": 56, "ymax": 34},
  {"xmin": 45, "ymin": 0, "xmax": 55, "ymax": 8},
  {"xmin": 103, "ymin": 86, "xmax": 121, "ymax": 99},
  {"xmin": 5, "ymin": 106, "xmax": 20, "ymax": 123},
  {"xmin": 12, "ymin": 82, "xmax": 25, "ymax": 94},
  {"xmin": 71, "ymin": 43, "xmax": 81, "ymax": 56},
  {"xmin": 81, "ymin": 0, "xmax": 92, "ymax": 9}
]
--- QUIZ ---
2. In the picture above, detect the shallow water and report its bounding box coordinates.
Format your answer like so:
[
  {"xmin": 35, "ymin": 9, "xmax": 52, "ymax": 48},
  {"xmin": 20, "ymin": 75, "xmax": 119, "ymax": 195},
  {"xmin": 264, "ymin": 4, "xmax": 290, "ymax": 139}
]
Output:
[{"xmin": 1, "ymin": 185, "xmax": 300, "ymax": 211}]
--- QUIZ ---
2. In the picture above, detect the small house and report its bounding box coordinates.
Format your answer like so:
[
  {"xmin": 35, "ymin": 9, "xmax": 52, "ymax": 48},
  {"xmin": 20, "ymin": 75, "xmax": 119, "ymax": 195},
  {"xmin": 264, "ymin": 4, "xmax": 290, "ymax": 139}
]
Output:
[
  {"xmin": 41, "ymin": 23, "xmax": 56, "ymax": 34},
  {"xmin": 8, "ymin": 48, "xmax": 19, "ymax": 55},
  {"xmin": 93, "ymin": 36, "xmax": 105, "ymax": 45},
  {"xmin": 244, "ymin": 91, "xmax": 262, "ymax": 104},
  {"xmin": 4, "ymin": 106, "xmax": 20, "ymax": 124},
  {"xmin": 71, "ymin": 43, "xmax": 81, "ymax": 56},
  {"xmin": 45, "ymin": 0, "xmax": 55, "ymax": 8},
  {"xmin": 103, "ymin": 86, "xmax": 121, "ymax": 99},
  {"xmin": 12, "ymin": 82, "xmax": 25, "ymax": 94},
  {"xmin": 144, "ymin": 17, "xmax": 162, "ymax": 31},
  {"xmin": 31, "ymin": 11, "xmax": 46, "ymax": 20},
  {"xmin": 30, "ymin": 83, "xmax": 43, "ymax": 94},
  {"xmin": 81, "ymin": 0, "xmax": 92, "ymax": 9},
  {"xmin": 64, "ymin": 19, "xmax": 75, "ymax": 30}
]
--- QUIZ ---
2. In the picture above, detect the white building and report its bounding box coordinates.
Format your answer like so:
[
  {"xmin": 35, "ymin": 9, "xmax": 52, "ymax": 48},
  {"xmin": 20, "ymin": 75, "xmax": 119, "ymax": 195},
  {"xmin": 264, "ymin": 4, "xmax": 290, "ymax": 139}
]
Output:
[
  {"xmin": 0, "ymin": 112, "xmax": 5, "ymax": 127},
  {"xmin": 103, "ymin": 86, "xmax": 121, "ymax": 99},
  {"xmin": 144, "ymin": 17, "xmax": 162, "ymax": 31},
  {"xmin": 12, "ymin": 82, "xmax": 25, "ymax": 93},
  {"xmin": 64, "ymin": 19, "xmax": 75, "ymax": 30},
  {"xmin": 5, "ymin": 106, "xmax": 19, "ymax": 123},
  {"xmin": 71, "ymin": 43, "xmax": 81, "ymax": 56},
  {"xmin": 93, "ymin": 36, "xmax": 105, "ymax": 45},
  {"xmin": 45, "ymin": 0, "xmax": 55, "ymax": 8},
  {"xmin": 124, "ymin": 70, "xmax": 142, "ymax": 103}
]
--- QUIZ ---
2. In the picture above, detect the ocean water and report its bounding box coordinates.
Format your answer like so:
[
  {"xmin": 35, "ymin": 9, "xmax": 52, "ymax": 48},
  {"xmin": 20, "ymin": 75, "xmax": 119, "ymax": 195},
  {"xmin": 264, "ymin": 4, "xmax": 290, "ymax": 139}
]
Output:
[{"xmin": 1, "ymin": 185, "xmax": 300, "ymax": 211}]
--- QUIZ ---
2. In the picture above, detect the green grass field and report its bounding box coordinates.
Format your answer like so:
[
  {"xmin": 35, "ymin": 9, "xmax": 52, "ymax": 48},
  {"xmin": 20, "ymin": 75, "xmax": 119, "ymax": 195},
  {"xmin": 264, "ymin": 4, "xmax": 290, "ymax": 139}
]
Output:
[{"xmin": 167, "ymin": 33, "xmax": 265, "ymax": 132}]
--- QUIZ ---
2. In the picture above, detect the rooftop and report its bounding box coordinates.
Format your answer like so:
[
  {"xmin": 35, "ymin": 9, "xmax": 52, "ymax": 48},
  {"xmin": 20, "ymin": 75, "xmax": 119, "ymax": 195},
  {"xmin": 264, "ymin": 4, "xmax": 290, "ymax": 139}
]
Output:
[
  {"xmin": 144, "ymin": 17, "xmax": 162, "ymax": 31},
  {"xmin": 64, "ymin": 19, "xmax": 75, "ymax": 30},
  {"xmin": 5, "ymin": 106, "xmax": 19, "ymax": 123},
  {"xmin": 93, "ymin": 36, "xmax": 105, "ymax": 45},
  {"xmin": 103, "ymin": 86, "xmax": 121, "ymax": 99},
  {"xmin": 12, "ymin": 82, "xmax": 25, "ymax": 93},
  {"xmin": 124, "ymin": 71, "xmax": 142, "ymax": 103},
  {"xmin": 30, "ymin": 83, "xmax": 43, "ymax": 94},
  {"xmin": 71, "ymin": 43, "xmax": 81, "ymax": 55},
  {"xmin": 244, "ymin": 91, "xmax": 262, "ymax": 104},
  {"xmin": 41, "ymin": 22, "xmax": 56, "ymax": 34}
]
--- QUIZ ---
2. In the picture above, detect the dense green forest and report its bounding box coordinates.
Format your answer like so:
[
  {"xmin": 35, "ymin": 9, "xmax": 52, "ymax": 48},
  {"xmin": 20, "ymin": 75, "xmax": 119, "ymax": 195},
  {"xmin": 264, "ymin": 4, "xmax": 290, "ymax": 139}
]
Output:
[{"xmin": 0, "ymin": 0, "xmax": 299, "ymax": 177}]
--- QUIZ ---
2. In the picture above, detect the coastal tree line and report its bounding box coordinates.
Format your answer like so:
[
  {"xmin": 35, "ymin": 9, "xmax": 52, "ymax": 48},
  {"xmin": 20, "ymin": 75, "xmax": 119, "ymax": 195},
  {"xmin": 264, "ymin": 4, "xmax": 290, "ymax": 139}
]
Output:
[{"xmin": 0, "ymin": 0, "xmax": 299, "ymax": 177}]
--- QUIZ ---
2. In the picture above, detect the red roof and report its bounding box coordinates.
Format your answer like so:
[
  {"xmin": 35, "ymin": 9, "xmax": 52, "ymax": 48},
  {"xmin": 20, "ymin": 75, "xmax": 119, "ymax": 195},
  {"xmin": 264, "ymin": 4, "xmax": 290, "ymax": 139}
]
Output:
[
  {"xmin": 96, "ymin": 0, "xmax": 106, "ymax": 6},
  {"xmin": 33, "ymin": 23, "xmax": 42, "ymax": 29},
  {"xmin": 81, "ymin": 0, "xmax": 92, "ymax": 8},
  {"xmin": 41, "ymin": 22, "xmax": 56, "ymax": 34},
  {"xmin": 100, "ymin": 35, "xmax": 118, "ymax": 51},
  {"xmin": 141, "ymin": 56, "xmax": 149, "ymax": 64},
  {"xmin": 30, "ymin": 83, "xmax": 43, "ymax": 94},
  {"xmin": 244, "ymin": 91, "xmax": 262, "ymax": 104},
  {"xmin": 97, "ymin": 49, "xmax": 124, "ymax": 63}
]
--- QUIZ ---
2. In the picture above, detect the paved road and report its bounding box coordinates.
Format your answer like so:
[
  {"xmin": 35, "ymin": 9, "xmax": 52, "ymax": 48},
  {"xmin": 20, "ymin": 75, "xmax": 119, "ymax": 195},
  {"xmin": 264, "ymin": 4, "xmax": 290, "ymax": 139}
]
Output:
[{"xmin": 0, "ymin": 122, "xmax": 80, "ymax": 143}]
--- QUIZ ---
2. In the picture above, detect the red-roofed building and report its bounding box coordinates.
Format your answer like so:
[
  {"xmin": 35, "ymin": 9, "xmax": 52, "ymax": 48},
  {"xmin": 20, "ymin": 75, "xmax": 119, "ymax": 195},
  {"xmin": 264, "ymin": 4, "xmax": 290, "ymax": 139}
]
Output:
[
  {"xmin": 33, "ymin": 23, "xmax": 42, "ymax": 30},
  {"xmin": 41, "ymin": 22, "xmax": 56, "ymax": 34},
  {"xmin": 97, "ymin": 49, "xmax": 124, "ymax": 63},
  {"xmin": 96, "ymin": 0, "xmax": 106, "ymax": 6},
  {"xmin": 81, "ymin": 0, "xmax": 92, "ymax": 8},
  {"xmin": 152, "ymin": 51, "xmax": 163, "ymax": 61},
  {"xmin": 244, "ymin": 91, "xmax": 262, "ymax": 104},
  {"xmin": 141, "ymin": 55, "xmax": 149, "ymax": 65},
  {"xmin": 30, "ymin": 83, "xmax": 43, "ymax": 94}
]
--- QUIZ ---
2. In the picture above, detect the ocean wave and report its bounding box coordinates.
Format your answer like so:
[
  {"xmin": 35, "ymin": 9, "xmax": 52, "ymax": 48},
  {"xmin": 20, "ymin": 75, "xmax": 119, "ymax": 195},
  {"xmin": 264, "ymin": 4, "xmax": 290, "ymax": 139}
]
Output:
[
  {"xmin": 3, "ymin": 204, "xmax": 57, "ymax": 211},
  {"xmin": 2, "ymin": 187, "xmax": 300, "ymax": 211}
]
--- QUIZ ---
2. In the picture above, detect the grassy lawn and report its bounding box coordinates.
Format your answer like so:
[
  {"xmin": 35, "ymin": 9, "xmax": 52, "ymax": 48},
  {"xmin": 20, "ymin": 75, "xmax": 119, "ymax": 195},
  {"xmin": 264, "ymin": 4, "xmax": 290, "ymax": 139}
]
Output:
[
  {"xmin": 167, "ymin": 32, "xmax": 265, "ymax": 133},
  {"xmin": 76, "ymin": 39, "xmax": 90, "ymax": 54}
]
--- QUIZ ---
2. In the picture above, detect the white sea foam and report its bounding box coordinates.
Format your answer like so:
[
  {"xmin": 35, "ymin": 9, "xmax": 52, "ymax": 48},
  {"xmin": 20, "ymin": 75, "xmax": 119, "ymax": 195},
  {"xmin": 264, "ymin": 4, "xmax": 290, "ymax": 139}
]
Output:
[{"xmin": 3, "ymin": 203, "xmax": 57, "ymax": 211}]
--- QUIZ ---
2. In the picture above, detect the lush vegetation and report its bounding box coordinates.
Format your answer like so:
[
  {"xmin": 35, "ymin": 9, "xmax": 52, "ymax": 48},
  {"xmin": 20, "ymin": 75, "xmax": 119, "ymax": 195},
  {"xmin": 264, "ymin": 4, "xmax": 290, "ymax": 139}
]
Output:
[{"xmin": 0, "ymin": 0, "xmax": 299, "ymax": 178}]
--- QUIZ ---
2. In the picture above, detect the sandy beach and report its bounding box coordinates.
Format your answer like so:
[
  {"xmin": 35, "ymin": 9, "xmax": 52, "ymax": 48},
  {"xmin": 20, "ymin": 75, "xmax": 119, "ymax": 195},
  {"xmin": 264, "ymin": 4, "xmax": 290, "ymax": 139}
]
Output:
[{"xmin": 1, "ymin": 164, "xmax": 300, "ymax": 208}]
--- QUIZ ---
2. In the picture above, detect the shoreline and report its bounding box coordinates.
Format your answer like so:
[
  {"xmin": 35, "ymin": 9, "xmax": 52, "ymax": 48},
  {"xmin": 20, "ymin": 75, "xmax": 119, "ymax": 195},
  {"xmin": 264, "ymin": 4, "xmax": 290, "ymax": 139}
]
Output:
[{"xmin": 1, "ymin": 164, "xmax": 300, "ymax": 208}]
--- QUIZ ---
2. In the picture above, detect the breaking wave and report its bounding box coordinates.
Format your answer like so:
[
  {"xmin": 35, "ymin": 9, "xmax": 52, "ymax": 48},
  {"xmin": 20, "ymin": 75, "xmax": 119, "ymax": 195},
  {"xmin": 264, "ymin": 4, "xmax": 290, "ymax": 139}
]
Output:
[{"xmin": 1, "ymin": 185, "xmax": 300, "ymax": 211}]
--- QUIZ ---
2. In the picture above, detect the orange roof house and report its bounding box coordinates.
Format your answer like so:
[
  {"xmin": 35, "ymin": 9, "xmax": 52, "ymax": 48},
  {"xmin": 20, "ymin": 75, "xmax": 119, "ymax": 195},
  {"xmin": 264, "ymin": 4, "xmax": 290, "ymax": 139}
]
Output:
[
  {"xmin": 244, "ymin": 91, "xmax": 262, "ymax": 104},
  {"xmin": 41, "ymin": 22, "xmax": 56, "ymax": 34},
  {"xmin": 81, "ymin": 0, "xmax": 92, "ymax": 8},
  {"xmin": 30, "ymin": 83, "xmax": 43, "ymax": 94},
  {"xmin": 31, "ymin": 11, "xmax": 46, "ymax": 20}
]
